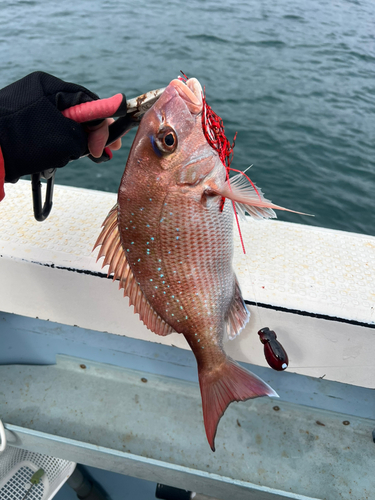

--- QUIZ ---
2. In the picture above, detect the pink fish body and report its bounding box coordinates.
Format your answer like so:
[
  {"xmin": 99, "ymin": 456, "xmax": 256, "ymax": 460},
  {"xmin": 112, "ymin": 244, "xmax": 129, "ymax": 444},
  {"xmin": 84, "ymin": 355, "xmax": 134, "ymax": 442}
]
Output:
[{"xmin": 95, "ymin": 77, "xmax": 288, "ymax": 450}]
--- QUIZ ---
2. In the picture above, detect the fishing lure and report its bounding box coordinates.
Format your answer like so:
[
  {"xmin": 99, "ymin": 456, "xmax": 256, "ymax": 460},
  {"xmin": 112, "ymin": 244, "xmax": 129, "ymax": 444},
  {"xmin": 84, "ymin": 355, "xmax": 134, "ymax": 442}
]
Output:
[
  {"xmin": 258, "ymin": 327, "xmax": 289, "ymax": 371},
  {"xmin": 179, "ymin": 71, "xmax": 262, "ymax": 254}
]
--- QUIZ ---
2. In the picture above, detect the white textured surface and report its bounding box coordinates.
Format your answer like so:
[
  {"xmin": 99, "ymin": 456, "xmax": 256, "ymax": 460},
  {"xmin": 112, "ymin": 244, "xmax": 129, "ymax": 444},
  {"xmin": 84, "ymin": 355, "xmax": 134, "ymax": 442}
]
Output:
[
  {"xmin": 234, "ymin": 219, "xmax": 375, "ymax": 325},
  {"xmin": 0, "ymin": 180, "xmax": 374, "ymax": 388},
  {"xmin": 0, "ymin": 180, "xmax": 116, "ymax": 268},
  {"xmin": 1, "ymin": 180, "xmax": 374, "ymax": 324}
]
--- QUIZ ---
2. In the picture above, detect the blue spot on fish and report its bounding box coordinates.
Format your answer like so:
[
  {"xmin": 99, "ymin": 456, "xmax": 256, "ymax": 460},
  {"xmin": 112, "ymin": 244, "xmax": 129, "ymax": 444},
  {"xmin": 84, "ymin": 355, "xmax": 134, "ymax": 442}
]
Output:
[{"xmin": 150, "ymin": 136, "xmax": 162, "ymax": 157}]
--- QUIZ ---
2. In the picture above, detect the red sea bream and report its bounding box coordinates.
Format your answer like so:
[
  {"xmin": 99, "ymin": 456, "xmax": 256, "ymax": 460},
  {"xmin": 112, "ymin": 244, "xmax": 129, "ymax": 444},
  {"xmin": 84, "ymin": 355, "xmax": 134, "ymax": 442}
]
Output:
[{"xmin": 95, "ymin": 77, "xmax": 295, "ymax": 451}]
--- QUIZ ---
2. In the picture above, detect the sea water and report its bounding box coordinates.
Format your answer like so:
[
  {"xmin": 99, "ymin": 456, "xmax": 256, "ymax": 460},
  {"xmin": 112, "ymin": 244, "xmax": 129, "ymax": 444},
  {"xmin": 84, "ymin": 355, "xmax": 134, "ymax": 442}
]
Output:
[{"xmin": 0, "ymin": 0, "xmax": 374, "ymax": 235}]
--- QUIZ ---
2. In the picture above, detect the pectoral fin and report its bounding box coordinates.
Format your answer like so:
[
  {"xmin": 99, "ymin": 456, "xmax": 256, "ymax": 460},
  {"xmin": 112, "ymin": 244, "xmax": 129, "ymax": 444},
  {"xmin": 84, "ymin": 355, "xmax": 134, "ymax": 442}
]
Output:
[{"xmin": 213, "ymin": 173, "xmax": 311, "ymax": 220}]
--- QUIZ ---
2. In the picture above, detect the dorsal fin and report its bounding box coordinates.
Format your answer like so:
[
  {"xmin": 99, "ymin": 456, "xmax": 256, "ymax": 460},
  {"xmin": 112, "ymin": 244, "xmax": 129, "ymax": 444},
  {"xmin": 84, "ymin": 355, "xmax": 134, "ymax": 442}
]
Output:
[
  {"xmin": 93, "ymin": 204, "xmax": 174, "ymax": 337},
  {"xmin": 226, "ymin": 278, "xmax": 250, "ymax": 340}
]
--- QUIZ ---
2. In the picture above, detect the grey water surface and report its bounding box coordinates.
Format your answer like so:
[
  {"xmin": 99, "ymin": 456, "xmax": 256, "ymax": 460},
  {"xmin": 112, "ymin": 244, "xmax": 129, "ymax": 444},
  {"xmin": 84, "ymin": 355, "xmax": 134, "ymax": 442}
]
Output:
[{"xmin": 0, "ymin": 0, "xmax": 374, "ymax": 235}]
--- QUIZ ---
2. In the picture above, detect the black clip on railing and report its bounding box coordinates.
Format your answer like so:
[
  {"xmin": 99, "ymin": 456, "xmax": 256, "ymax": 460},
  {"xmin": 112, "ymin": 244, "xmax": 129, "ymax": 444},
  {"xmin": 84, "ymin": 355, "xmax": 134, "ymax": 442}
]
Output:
[{"xmin": 31, "ymin": 168, "xmax": 56, "ymax": 222}]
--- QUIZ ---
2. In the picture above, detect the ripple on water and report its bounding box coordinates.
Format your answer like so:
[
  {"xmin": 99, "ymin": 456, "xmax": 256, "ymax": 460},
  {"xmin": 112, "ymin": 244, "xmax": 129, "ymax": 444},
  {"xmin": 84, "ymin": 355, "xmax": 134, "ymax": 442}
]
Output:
[
  {"xmin": 186, "ymin": 34, "xmax": 230, "ymax": 45},
  {"xmin": 0, "ymin": 0, "xmax": 374, "ymax": 235}
]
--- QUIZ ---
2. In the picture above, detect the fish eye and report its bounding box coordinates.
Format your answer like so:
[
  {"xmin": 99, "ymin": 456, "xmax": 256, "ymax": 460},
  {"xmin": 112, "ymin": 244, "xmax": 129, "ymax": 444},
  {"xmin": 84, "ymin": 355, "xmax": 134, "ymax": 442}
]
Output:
[
  {"xmin": 155, "ymin": 126, "xmax": 178, "ymax": 154},
  {"xmin": 164, "ymin": 133, "xmax": 174, "ymax": 146}
]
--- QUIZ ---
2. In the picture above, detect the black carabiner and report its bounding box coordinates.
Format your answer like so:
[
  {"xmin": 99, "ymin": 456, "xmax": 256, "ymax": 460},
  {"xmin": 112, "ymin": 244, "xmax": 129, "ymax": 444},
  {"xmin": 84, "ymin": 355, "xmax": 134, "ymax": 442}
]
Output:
[
  {"xmin": 30, "ymin": 116, "xmax": 138, "ymax": 221},
  {"xmin": 31, "ymin": 168, "xmax": 56, "ymax": 222}
]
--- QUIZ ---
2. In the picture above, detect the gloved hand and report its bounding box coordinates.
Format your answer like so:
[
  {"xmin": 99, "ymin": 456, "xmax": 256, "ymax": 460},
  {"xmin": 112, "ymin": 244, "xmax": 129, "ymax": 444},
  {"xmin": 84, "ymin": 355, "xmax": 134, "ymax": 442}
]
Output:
[{"xmin": 0, "ymin": 71, "xmax": 122, "ymax": 182}]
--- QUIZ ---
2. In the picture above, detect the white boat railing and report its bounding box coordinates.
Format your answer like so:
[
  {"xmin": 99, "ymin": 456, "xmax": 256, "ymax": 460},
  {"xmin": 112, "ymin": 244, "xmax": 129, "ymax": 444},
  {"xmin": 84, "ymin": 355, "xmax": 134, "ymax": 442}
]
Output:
[{"xmin": 0, "ymin": 180, "xmax": 373, "ymax": 388}]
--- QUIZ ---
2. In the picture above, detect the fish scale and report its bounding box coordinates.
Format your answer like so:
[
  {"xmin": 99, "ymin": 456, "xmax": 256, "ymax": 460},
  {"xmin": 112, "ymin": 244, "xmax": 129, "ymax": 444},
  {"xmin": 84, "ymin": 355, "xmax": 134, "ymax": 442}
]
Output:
[
  {"xmin": 121, "ymin": 190, "xmax": 232, "ymax": 339},
  {"xmin": 159, "ymin": 195, "xmax": 234, "ymax": 338}
]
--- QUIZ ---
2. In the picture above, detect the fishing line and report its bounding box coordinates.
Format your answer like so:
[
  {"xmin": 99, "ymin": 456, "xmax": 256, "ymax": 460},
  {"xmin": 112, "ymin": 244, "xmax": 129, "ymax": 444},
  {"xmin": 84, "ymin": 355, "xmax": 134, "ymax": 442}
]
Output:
[
  {"xmin": 233, "ymin": 167, "xmax": 289, "ymax": 371},
  {"xmin": 193, "ymin": 70, "xmax": 289, "ymax": 371},
  {"xmin": 226, "ymin": 163, "xmax": 264, "ymax": 328},
  {"xmin": 233, "ymin": 188, "xmax": 264, "ymax": 331}
]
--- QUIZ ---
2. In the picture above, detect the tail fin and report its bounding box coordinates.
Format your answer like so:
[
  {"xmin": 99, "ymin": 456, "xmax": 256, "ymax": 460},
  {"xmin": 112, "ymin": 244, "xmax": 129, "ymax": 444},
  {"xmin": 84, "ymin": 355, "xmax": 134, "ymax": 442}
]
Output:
[{"xmin": 198, "ymin": 358, "xmax": 278, "ymax": 451}]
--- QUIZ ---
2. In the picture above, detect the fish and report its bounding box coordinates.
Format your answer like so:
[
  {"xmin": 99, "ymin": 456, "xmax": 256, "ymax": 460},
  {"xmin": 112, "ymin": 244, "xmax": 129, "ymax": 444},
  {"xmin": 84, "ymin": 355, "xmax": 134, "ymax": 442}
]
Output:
[{"xmin": 94, "ymin": 76, "xmax": 297, "ymax": 451}]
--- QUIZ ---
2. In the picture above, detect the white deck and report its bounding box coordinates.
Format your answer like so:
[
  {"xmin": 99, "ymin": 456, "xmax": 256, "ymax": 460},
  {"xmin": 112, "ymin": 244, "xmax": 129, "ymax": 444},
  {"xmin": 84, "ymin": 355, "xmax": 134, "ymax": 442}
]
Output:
[{"xmin": 0, "ymin": 180, "xmax": 374, "ymax": 388}]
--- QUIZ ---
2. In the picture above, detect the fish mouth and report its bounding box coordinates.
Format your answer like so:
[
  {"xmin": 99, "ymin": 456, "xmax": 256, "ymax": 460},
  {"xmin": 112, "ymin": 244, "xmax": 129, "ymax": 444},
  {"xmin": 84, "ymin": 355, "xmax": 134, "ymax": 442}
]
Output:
[{"xmin": 170, "ymin": 78, "xmax": 203, "ymax": 115}]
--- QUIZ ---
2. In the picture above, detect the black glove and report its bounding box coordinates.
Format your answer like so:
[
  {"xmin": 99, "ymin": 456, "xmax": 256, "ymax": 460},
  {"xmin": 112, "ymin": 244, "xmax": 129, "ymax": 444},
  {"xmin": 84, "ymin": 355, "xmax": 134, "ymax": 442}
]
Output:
[{"xmin": 0, "ymin": 71, "xmax": 99, "ymax": 182}]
